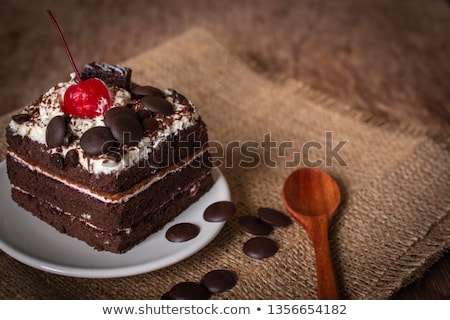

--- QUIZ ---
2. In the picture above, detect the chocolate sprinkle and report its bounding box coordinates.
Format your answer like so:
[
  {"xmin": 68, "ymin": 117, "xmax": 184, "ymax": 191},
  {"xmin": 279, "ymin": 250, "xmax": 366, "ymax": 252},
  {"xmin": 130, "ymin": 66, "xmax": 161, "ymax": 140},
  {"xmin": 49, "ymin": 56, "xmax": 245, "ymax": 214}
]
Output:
[
  {"xmin": 169, "ymin": 282, "xmax": 211, "ymax": 300},
  {"xmin": 243, "ymin": 237, "xmax": 278, "ymax": 259},
  {"xmin": 200, "ymin": 270, "xmax": 237, "ymax": 294},
  {"xmin": 238, "ymin": 215, "xmax": 273, "ymax": 235},
  {"xmin": 258, "ymin": 207, "xmax": 292, "ymax": 227},
  {"xmin": 203, "ymin": 201, "xmax": 237, "ymax": 222},
  {"xmin": 165, "ymin": 223, "xmax": 200, "ymax": 242}
]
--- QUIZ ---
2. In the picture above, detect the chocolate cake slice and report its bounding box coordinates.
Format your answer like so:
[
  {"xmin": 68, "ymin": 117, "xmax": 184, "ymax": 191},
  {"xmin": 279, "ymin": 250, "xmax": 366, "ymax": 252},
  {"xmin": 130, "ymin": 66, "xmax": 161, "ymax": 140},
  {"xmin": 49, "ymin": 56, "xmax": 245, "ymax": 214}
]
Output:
[{"xmin": 6, "ymin": 63, "xmax": 214, "ymax": 253}]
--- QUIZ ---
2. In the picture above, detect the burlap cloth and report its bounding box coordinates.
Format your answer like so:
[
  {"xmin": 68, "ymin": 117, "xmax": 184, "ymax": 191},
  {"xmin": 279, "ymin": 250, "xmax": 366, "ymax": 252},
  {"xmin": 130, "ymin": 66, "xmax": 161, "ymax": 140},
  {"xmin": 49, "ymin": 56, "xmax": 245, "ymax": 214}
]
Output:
[{"xmin": 0, "ymin": 29, "xmax": 449, "ymax": 299}]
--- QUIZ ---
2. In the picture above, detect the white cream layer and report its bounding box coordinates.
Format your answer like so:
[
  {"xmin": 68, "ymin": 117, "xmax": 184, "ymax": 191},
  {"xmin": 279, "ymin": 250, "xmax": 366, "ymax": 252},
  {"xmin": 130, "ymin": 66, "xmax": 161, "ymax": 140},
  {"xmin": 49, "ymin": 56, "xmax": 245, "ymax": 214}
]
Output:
[
  {"xmin": 8, "ymin": 148, "xmax": 207, "ymax": 204},
  {"xmin": 8, "ymin": 76, "xmax": 200, "ymax": 176}
]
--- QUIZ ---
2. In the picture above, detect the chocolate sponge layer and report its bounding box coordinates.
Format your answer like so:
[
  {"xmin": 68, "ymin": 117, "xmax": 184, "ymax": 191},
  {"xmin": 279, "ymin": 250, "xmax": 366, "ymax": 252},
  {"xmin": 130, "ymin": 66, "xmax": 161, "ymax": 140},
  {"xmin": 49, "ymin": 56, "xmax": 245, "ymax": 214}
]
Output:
[
  {"xmin": 7, "ymin": 151, "xmax": 212, "ymax": 229},
  {"xmin": 11, "ymin": 172, "xmax": 214, "ymax": 253}
]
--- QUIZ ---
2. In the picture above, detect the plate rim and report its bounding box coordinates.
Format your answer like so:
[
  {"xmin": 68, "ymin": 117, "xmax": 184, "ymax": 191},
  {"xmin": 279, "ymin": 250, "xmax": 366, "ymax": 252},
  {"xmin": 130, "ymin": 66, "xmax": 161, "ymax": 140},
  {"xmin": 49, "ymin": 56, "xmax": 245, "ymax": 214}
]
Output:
[{"xmin": 0, "ymin": 160, "xmax": 229, "ymax": 278}]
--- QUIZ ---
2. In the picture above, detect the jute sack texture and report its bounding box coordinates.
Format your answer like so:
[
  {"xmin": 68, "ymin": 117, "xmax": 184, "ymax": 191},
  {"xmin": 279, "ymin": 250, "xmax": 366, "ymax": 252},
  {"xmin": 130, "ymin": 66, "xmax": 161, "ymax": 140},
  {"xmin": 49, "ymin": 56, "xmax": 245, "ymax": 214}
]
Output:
[{"xmin": 0, "ymin": 28, "xmax": 448, "ymax": 299}]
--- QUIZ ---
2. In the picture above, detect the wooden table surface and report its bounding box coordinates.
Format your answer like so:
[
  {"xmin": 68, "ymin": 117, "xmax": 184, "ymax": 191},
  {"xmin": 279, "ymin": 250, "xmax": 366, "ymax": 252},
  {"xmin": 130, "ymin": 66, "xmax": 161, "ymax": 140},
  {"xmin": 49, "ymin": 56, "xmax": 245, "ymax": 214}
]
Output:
[{"xmin": 0, "ymin": 0, "xmax": 448, "ymax": 299}]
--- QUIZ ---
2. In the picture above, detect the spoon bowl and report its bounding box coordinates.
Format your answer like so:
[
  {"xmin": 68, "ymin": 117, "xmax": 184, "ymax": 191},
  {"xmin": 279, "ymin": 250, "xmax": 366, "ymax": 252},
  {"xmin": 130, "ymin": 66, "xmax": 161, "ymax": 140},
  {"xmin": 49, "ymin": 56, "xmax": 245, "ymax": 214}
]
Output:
[{"xmin": 282, "ymin": 167, "xmax": 341, "ymax": 299}]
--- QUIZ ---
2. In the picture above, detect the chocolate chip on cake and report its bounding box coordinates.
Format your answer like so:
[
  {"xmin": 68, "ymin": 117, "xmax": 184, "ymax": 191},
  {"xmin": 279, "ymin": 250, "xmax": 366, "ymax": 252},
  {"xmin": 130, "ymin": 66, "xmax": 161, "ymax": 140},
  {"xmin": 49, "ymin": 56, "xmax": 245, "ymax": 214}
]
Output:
[
  {"xmin": 104, "ymin": 106, "xmax": 138, "ymax": 127},
  {"xmin": 50, "ymin": 153, "xmax": 65, "ymax": 170},
  {"xmin": 108, "ymin": 114, "xmax": 144, "ymax": 146},
  {"xmin": 169, "ymin": 282, "xmax": 211, "ymax": 300},
  {"xmin": 200, "ymin": 270, "xmax": 237, "ymax": 294},
  {"xmin": 81, "ymin": 62, "xmax": 132, "ymax": 90},
  {"xmin": 46, "ymin": 115, "xmax": 68, "ymax": 148},
  {"xmin": 136, "ymin": 109, "xmax": 151, "ymax": 122},
  {"xmin": 167, "ymin": 88, "xmax": 189, "ymax": 105},
  {"xmin": 165, "ymin": 223, "xmax": 200, "ymax": 242},
  {"xmin": 238, "ymin": 215, "xmax": 273, "ymax": 235},
  {"xmin": 160, "ymin": 292, "xmax": 172, "ymax": 300},
  {"xmin": 258, "ymin": 207, "xmax": 292, "ymax": 227},
  {"xmin": 65, "ymin": 149, "xmax": 79, "ymax": 168},
  {"xmin": 12, "ymin": 113, "xmax": 31, "ymax": 124},
  {"xmin": 142, "ymin": 96, "xmax": 174, "ymax": 116},
  {"xmin": 63, "ymin": 131, "xmax": 74, "ymax": 147},
  {"xmin": 131, "ymin": 85, "xmax": 165, "ymax": 98},
  {"xmin": 243, "ymin": 237, "xmax": 278, "ymax": 259},
  {"xmin": 142, "ymin": 118, "xmax": 159, "ymax": 133},
  {"xmin": 203, "ymin": 201, "xmax": 237, "ymax": 222},
  {"xmin": 80, "ymin": 126, "xmax": 118, "ymax": 156}
]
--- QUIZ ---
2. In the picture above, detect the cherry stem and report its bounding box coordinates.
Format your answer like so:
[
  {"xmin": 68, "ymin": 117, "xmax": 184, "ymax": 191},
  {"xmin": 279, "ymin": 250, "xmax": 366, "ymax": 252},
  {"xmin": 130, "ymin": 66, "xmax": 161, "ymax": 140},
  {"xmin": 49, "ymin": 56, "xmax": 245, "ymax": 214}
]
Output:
[{"xmin": 47, "ymin": 9, "xmax": 82, "ymax": 82}]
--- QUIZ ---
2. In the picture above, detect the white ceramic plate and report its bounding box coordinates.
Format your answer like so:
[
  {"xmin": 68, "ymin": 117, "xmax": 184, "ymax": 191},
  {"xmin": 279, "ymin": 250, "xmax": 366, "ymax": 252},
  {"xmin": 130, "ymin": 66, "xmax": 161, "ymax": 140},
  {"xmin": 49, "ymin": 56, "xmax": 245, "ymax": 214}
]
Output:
[{"xmin": 0, "ymin": 161, "xmax": 229, "ymax": 278}]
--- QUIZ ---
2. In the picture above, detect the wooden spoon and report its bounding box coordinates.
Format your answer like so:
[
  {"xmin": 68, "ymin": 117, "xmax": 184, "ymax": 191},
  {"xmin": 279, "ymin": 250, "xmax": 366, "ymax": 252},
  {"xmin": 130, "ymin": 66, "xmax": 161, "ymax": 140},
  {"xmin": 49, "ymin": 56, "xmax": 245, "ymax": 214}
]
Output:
[{"xmin": 282, "ymin": 167, "xmax": 341, "ymax": 299}]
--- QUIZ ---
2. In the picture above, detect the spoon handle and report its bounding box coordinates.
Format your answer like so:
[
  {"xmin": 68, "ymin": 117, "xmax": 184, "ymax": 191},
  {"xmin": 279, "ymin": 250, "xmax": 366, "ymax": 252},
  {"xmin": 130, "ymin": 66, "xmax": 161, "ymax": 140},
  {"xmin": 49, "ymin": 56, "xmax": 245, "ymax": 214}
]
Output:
[{"xmin": 310, "ymin": 220, "xmax": 339, "ymax": 300}]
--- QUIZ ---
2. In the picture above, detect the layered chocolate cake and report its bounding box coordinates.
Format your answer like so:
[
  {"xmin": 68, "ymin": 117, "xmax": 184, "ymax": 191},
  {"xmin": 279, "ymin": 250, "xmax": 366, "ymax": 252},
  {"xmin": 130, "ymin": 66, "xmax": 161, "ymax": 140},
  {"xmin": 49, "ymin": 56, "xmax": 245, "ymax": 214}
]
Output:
[{"xmin": 6, "ymin": 62, "xmax": 214, "ymax": 253}]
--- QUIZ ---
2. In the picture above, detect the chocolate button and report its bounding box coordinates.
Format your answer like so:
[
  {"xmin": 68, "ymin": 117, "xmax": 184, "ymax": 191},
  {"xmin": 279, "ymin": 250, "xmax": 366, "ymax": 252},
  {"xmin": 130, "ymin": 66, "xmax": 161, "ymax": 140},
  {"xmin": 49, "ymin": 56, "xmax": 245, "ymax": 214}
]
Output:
[
  {"xmin": 238, "ymin": 215, "xmax": 273, "ymax": 235},
  {"xmin": 169, "ymin": 282, "xmax": 211, "ymax": 300},
  {"xmin": 200, "ymin": 270, "xmax": 237, "ymax": 294},
  {"xmin": 80, "ymin": 126, "xmax": 118, "ymax": 156},
  {"xmin": 108, "ymin": 114, "xmax": 144, "ymax": 146},
  {"xmin": 46, "ymin": 116, "xmax": 67, "ymax": 148},
  {"xmin": 258, "ymin": 207, "xmax": 292, "ymax": 227},
  {"xmin": 50, "ymin": 153, "xmax": 64, "ymax": 170},
  {"xmin": 142, "ymin": 118, "xmax": 159, "ymax": 132},
  {"xmin": 65, "ymin": 149, "xmax": 79, "ymax": 168},
  {"xmin": 131, "ymin": 85, "xmax": 165, "ymax": 98},
  {"xmin": 142, "ymin": 96, "xmax": 174, "ymax": 116},
  {"xmin": 165, "ymin": 223, "xmax": 199, "ymax": 242},
  {"xmin": 12, "ymin": 113, "xmax": 31, "ymax": 124},
  {"xmin": 166, "ymin": 88, "xmax": 189, "ymax": 105},
  {"xmin": 203, "ymin": 201, "xmax": 237, "ymax": 222},
  {"xmin": 104, "ymin": 107, "xmax": 137, "ymax": 127},
  {"xmin": 243, "ymin": 237, "xmax": 278, "ymax": 259},
  {"xmin": 136, "ymin": 109, "xmax": 151, "ymax": 122},
  {"xmin": 63, "ymin": 131, "xmax": 74, "ymax": 147},
  {"xmin": 160, "ymin": 292, "xmax": 172, "ymax": 300}
]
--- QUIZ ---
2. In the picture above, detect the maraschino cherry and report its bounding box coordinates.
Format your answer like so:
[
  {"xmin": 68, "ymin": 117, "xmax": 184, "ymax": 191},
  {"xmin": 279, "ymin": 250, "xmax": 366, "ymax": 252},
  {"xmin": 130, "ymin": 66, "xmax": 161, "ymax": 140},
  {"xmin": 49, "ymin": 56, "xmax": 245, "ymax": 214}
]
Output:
[{"xmin": 47, "ymin": 10, "xmax": 111, "ymax": 118}]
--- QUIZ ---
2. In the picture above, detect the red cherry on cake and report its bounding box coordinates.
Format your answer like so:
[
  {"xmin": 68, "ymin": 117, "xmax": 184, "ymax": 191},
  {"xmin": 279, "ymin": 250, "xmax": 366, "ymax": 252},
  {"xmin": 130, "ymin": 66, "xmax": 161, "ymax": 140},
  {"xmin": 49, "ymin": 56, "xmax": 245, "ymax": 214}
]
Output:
[
  {"xmin": 63, "ymin": 78, "xmax": 111, "ymax": 118},
  {"xmin": 48, "ymin": 9, "xmax": 111, "ymax": 118}
]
